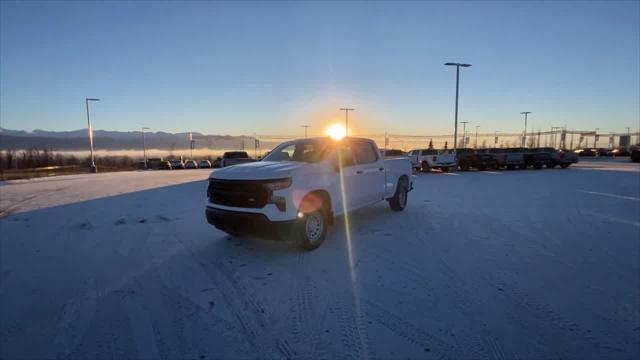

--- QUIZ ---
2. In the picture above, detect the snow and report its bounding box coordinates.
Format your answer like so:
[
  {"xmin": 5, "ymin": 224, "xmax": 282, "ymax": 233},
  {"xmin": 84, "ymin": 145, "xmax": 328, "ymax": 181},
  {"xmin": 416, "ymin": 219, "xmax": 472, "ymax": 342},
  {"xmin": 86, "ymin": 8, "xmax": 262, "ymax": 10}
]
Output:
[{"xmin": 1, "ymin": 163, "xmax": 639, "ymax": 359}]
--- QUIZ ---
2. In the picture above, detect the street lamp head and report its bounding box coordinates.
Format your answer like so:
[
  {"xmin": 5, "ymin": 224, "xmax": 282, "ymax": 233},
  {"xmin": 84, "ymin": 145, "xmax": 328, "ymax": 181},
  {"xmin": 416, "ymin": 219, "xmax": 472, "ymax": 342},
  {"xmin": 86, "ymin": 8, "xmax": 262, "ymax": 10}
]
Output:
[
  {"xmin": 445, "ymin": 62, "xmax": 472, "ymax": 67},
  {"xmin": 520, "ymin": 111, "xmax": 531, "ymax": 115},
  {"xmin": 86, "ymin": 98, "xmax": 100, "ymax": 102}
]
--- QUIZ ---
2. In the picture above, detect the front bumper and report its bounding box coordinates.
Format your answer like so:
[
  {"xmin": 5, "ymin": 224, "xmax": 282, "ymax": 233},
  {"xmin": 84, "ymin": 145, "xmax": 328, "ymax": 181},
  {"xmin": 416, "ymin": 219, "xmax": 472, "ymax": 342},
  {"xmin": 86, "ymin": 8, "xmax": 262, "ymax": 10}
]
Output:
[{"xmin": 205, "ymin": 206, "xmax": 296, "ymax": 237}]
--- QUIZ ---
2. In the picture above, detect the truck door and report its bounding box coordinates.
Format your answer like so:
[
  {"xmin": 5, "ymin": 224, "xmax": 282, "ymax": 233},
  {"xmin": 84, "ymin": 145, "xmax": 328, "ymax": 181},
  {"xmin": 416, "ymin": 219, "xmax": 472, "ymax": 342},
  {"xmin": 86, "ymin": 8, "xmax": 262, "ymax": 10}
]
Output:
[
  {"xmin": 352, "ymin": 140, "xmax": 385, "ymax": 204},
  {"xmin": 334, "ymin": 144, "xmax": 361, "ymax": 212}
]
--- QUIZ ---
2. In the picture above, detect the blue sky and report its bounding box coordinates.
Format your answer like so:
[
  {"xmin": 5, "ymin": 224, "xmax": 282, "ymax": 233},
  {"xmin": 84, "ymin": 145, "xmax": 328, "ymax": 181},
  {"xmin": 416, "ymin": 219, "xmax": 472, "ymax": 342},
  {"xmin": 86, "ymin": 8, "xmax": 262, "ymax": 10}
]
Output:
[{"xmin": 1, "ymin": 0, "xmax": 638, "ymax": 136}]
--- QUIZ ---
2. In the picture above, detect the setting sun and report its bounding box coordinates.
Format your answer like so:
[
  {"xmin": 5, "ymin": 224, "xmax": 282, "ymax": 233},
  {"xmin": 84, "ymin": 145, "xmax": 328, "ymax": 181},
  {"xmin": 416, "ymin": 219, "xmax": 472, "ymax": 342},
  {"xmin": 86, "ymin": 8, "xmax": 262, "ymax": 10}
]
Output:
[{"xmin": 325, "ymin": 124, "xmax": 347, "ymax": 140}]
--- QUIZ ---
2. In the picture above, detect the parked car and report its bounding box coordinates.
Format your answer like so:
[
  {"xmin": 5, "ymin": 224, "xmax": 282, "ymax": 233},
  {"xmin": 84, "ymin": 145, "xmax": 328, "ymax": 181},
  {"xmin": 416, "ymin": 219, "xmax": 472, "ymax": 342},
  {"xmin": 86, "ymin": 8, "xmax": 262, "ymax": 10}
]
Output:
[
  {"xmin": 212, "ymin": 157, "xmax": 223, "ymax": 168},
  {"xmin": 380, "ymin": 149, "xmax": 406, "ymax": 157},
  {"xmin": 185, "ymin": 160, "xmax": 199, "ymax": 169},
  {"xmin": 205, "ymin": 137, "xmax": 413, "ymax": 250},
  {"xmin": 408, "ymin": 149, "xmax": 457, "ymax": 172},
  {"xmin": 145, "ymin": 157, "xmax": 164, "ymax": 170},
  {"xmin": 631, "ymin": 149, "xmax": 640, "ymax": 163},
  {"xmin": 531, "ymin": 147, "xmax": 578, "ymax": 168},
  {"xmin": 483, "ymin": 148, "xmax": 525, "ymax": 169},
  {"xmin": 575, "ymin": 148, "xmax": 597, "ymax": 157},
  {"xmin": 158, "ymin": 161, "xmax": 172, "ymax": 170},
  {"xmin": 221, "ymin": 151, "xmax": 255, "ymax": 167},
  {"xmin": 199, "ymin": 160, "xmax": 212, "ymax": 168},
  {"xmin": 607, "ymin": 148, "xmax": 630, "ymax": 157},
  {"xmin": 171, "ymin": 159, "xmax": 185, "ymax": 169},
  {"xmin": 596, "ymin": 148, "xmax": 609, "ymax": 157},
  {"xmin": 524, "ymin": 152, "xmax": 552, "ymax": 169},
  {"xmin": 458, "ymin": 153, "xmax": 498, "ymax": 171}
]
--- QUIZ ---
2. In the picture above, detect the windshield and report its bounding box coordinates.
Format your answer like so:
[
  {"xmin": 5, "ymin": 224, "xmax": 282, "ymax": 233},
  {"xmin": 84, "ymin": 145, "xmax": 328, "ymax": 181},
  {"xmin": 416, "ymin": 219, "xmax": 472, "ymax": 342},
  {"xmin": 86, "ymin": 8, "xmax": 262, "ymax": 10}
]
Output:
[{"xmin": 263, "ymin": 140, "xmax": 330, "ymax": 163}]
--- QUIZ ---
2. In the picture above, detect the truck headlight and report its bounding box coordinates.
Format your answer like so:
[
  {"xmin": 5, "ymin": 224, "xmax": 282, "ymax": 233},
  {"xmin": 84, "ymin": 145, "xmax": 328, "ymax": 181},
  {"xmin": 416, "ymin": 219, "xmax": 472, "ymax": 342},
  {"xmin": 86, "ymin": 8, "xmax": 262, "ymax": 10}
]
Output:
[{"xmin": 264, "ymin": 178, "xmax": 292, "ymax": 191}]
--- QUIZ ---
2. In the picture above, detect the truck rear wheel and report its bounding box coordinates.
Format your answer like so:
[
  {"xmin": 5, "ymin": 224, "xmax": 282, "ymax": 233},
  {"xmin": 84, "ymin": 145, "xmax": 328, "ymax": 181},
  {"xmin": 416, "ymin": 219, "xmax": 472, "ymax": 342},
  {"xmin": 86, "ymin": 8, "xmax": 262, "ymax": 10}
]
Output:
[
  {"xmin": 421, "ymin": 161, "xmax": 430, "ymax": 172},
  {"xmin": 389, "ymin": 178, "xmax": 408, "ymax": 211}
]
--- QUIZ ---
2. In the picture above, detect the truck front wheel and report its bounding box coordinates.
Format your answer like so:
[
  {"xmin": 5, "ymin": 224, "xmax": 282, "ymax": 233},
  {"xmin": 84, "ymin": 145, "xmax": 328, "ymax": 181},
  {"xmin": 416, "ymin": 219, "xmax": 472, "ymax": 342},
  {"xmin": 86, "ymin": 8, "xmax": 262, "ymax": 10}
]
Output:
[
  {"xmin": 297, "ymin": 195, "xmax": 329, "ymax": 250},
  {"xmin": 298, "ymin": 210, "xmax": 327, "ymax": 250},
  {"xmin": 389, "ymin": 178, "xmax": 408, "ymax": 211}
]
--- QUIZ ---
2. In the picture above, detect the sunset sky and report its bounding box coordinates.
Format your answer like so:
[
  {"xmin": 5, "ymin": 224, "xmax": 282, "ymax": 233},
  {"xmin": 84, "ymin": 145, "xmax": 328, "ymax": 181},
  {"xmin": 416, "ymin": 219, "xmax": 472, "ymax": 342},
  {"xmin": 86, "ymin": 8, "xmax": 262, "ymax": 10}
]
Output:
[{"xmin": 1, "ymin": 1, "xmax": 638, "ymax": 136}]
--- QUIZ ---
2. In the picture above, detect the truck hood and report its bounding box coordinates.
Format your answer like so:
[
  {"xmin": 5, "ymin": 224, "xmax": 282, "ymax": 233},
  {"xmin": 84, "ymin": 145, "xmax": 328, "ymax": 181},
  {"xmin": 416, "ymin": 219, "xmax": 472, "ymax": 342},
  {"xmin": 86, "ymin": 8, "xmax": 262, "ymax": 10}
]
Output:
[{"xmin": 210, "ymin": 161, "xmax": 309, "ymax": 180}]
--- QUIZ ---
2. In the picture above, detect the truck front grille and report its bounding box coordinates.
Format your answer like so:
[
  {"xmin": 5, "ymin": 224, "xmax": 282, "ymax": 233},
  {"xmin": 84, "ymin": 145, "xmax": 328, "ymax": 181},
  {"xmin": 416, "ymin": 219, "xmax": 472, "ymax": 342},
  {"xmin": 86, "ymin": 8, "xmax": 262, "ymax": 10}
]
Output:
[{"xmin": 207, "ymin": 179, "xmax": 269, "ymax": 208}]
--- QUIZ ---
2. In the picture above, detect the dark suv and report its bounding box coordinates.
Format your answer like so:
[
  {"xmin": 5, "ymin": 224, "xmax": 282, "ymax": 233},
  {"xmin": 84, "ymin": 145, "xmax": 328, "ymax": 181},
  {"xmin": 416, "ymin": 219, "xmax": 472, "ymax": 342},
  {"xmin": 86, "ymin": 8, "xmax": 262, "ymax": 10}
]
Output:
[
  {"xmin": 524, "ymin": 152, "xmax": 552, "ymax": 169},
  {"xmin": 458, "ymin": 153, "xmax": 498, "ymax": 171}
]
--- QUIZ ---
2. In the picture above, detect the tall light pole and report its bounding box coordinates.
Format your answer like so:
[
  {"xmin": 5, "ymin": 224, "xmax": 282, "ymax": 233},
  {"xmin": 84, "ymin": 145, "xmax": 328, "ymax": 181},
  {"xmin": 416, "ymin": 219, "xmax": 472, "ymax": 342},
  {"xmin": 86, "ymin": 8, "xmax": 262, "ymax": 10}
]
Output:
[
  {"xmin": 85, "ymin": 98, "xmax": 100, "ymax": 173},
  {"xmin": 593, "ymin": 128, "xmax": 599, "ymax": 148},
  {"xmin": 475, "ymin": 125, "xmax": 480, "ymax": 149},
  {"xmin": 520, "ymin": 111, "xmax": 531, "ymax": 147},
  {"xmin": 339, "ymin": 108, "xmax": 354, "ymax": 136},
  {"xmin": 301, "ymin": 125, "xmax": 311, "ymax": 138},
  {"xmin": 142, "ymin": 127, "xmax": 150, "ymax": 169},
  {"xmin": 460, "ymin": 121, "xmax": 469, "ymax": 148},
  {"xmin": 445, "ymin": 62, "xmax": 472, "ymax": 152}
]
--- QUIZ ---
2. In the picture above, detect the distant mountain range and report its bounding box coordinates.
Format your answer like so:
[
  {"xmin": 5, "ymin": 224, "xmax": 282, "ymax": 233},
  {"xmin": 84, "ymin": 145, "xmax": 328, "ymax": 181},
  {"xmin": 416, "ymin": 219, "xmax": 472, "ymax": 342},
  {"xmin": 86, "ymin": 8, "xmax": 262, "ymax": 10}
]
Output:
[{"xmin": 0, "ymin": 128, "xmax": 276, "ymax": 151}]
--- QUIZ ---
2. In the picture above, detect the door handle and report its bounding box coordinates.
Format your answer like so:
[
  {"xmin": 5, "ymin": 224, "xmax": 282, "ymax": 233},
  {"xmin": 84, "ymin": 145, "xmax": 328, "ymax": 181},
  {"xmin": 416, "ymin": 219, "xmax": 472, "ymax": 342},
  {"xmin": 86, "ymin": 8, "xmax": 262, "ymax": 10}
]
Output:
[
  {"xmin": 356, "ymin": 170, "xmax": 364, "ymax": 175},
  {"xmin": 378, "ymin": 167, "xmax": 384, "ymax": 171}
]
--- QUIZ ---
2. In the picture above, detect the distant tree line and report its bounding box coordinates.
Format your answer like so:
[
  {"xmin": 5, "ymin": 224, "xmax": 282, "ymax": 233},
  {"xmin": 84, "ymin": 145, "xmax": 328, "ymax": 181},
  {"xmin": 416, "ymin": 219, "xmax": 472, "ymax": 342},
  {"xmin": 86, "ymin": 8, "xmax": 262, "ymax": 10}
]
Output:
[{"xmin": 0, "ymin": 149, "xmax": 136, "ymax": 172}]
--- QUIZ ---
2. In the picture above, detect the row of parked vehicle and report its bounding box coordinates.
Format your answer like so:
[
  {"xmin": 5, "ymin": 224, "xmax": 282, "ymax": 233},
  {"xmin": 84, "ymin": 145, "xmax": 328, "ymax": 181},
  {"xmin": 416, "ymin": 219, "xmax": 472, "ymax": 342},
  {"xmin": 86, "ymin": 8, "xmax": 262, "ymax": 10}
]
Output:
[
  {"xmin": 145, "ymin": 151, "xmax": 258, "ymax": 170},
  {"xmin": 154, "ymin": 159, "xmax": 212, "ymax": 170},
  {"xmin": 574, "ymin": 147, "xmax": 633, "ymax": 157},
  {"xmin": 384, "ymin": 147, "xmax": 582, "ymax": 172}
]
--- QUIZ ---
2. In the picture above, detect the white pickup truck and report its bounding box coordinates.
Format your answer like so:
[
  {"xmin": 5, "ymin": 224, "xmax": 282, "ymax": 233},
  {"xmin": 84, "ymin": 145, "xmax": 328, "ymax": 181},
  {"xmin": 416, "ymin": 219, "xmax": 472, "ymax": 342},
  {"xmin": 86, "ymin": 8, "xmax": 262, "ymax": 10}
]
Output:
[
  {"xmin": 408, "ymin": 149, "xmax": 457, "ymax": 172},
  {"xmin": 205, "ymin": 137, "xmax": 413, "ymax": 250}
]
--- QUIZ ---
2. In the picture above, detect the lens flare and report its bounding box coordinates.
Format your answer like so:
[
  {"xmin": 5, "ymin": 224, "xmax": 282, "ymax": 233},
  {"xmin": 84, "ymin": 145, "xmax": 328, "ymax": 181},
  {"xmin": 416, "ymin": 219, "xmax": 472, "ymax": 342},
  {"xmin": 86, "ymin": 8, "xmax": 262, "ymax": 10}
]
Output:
[
  {"xmin": 326, "ymin": 124, "xmax": 347, "ymax": 141},
  {"xmin": 336, "ymin": 149, "xmax": 369, "ymax": 357}
]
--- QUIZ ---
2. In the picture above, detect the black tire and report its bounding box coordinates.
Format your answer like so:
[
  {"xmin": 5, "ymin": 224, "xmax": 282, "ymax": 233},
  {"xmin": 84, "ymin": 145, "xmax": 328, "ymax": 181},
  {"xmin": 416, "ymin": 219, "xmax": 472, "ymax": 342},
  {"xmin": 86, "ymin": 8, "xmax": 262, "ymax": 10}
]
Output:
[
  {"xmin": 441, "ymin": 166, "xmax": 450, "ymax": 173},
  {"xmin": 560, "ymin": 163, "xmax": 570, "ymax": 168},
  {"xmin": 506, "ymin": 164, "xmax": 515, "ymax": 170},
  {"xmin": 547, "ymin": 163, "xmax": 556, "ymax": 169},
  {"xmin": 460, "ymin": 163, "xmax": 469, "ymax": 171},
  {"xmin": 477, "ymin": 165, "xmax": 486, "ymax": 171},
  {"xmin": 421, "ymin": 161, "xmax": 430, "ymax": 172},
  {"xmin": 297, "ymin": 195, "xmax": 329, "ymax": 250},
  {"xmin": 389, "ymin": 177, "xmax": 409, "ymax": 211},
  {"xmin": 534, "ymin": 164, "xmax": 543, "ymax": 169},
  {"xmin": 518, "ymin": 164, "xmax": 527, "ymax": 169}
]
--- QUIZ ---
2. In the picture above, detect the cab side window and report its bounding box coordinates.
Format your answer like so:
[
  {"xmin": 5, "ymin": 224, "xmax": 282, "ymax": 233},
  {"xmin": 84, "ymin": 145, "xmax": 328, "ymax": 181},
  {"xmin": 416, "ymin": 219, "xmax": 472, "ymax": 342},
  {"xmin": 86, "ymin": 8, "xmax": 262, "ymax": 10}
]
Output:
[
  {"xmin": 336, "ymin": 145, "xmax": 356, "ymax": 168},
  {"xmin": 352, "ymin": 141, "xmax": 379, "ymax": 164}
]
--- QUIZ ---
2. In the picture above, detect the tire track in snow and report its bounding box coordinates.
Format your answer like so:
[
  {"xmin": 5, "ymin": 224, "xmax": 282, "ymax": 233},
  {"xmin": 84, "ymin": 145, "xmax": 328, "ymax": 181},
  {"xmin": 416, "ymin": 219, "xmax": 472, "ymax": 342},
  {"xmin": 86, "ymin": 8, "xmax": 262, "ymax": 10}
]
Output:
[
  {"xmin": 281, "ymin": 250, "xmax": 332, "ymax": 360},
  {"xmin": 362, "ymin": 299, "xmax": 453, "ymax": 360},
  {"xmin": 386, "ymin": 208, "xmax": 517, "ymax": 360},
  {"xmin": 332, "ymin": 292, "xmax": 372, "ymax": 360},
  {"xmin": 182, "ymin": 239, "xmax": 286, "ymax": 359},
  {"xmin": 488, "ymin": 269, "xmax": 627, "ymax": 356}
]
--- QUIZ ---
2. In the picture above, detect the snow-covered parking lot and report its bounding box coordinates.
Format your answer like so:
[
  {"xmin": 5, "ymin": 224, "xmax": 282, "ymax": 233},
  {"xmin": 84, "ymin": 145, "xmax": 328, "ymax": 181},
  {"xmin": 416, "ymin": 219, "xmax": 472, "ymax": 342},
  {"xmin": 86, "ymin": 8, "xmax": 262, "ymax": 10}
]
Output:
[{"xmin": 1, "ymin": 162, "xmax": 639, "ymax": 360}]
